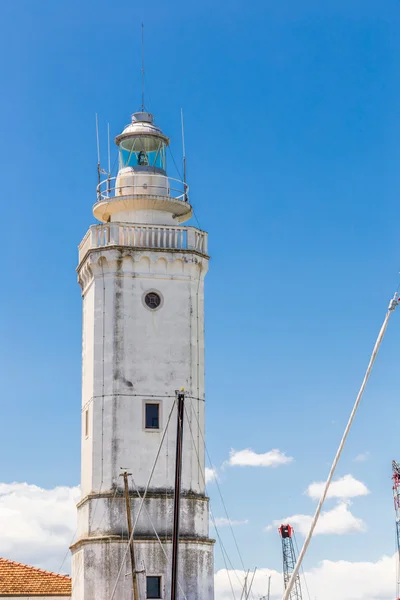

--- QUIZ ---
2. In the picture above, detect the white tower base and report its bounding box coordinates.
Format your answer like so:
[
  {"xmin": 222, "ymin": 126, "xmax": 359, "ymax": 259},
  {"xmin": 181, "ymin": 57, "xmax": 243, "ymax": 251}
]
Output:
[{"xmin": 72, "ymin": 538, "xmax": 214, "ymax": 600}]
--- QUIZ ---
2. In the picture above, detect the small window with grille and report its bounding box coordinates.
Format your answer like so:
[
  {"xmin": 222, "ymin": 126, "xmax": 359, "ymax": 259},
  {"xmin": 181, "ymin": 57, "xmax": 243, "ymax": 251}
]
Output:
[
  {"xmin": 146, "ymin": 576, "xmax": 161, "ymax": 599},
  {"xmin": 145, "ymin": 403, "xmax": 160, "ymax": 430}
]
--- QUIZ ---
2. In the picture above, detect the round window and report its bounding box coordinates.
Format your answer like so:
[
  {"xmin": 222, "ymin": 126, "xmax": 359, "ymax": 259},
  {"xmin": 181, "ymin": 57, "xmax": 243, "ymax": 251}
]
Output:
[{"xmin": 144, "ymin": 292, "xmax": 161, "ymax": 310}]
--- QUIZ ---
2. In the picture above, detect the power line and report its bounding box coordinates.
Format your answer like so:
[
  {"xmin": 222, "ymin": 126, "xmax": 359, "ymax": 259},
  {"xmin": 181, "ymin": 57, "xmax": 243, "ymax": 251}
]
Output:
[
  {"xmin": 128, "ymin": 475, "xmax": 189, "ymax": 600},
  {"xmin": 189, "ymin": 402, "xmax": 247, "ymax": 572},
  {"xmin": 183, "ymin": 403, "xmax": 246, "ymax": 597},
  {"xmin": 108, "ymin": 398, "xmax": 177, "ymax": 600}
]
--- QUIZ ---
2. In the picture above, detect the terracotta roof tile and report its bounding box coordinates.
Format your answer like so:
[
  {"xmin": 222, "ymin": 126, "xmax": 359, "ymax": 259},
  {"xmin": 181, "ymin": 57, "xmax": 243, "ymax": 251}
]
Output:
[{"xmin": 0, "ymin": 558, "xmax": 71, "ymax": 596}]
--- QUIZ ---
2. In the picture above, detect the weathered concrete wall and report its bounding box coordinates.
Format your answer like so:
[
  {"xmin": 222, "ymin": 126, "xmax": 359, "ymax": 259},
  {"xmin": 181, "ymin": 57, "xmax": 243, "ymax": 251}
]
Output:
[
  {"xmin": 72, "ymin": 538, "xmax": 214, "ymax": 600},
  {"xmin": 77, "ymin": 493, "xmax": 210, "ymax": 539},
  {"xmin": 72, "ymin": 243, "xmax": 213, "ymax": 599}
]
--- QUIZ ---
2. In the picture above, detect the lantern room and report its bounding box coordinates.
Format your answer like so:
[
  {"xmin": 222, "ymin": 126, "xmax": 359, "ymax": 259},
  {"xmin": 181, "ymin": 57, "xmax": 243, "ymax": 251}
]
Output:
[
  {"xmin": 92, "ymin": 111, "xmax": 192, "ymax": 225},
  {"xmin": 115, "ymin": 112, "xmax": 169, "ymax": 173}
]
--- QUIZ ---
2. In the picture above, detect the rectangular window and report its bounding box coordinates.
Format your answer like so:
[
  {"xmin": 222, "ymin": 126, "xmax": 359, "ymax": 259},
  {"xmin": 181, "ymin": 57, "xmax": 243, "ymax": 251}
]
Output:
[
  {"xmin": 85, "ymin": 409, "xmax": 89, "ymax": 438},
  {"xmin": 145, "ymin": 403, "xmax": 159, "ymax": 430},
  {"xmin": 146, "ymin": 576, "xmax": 161, "ymax": 599}
]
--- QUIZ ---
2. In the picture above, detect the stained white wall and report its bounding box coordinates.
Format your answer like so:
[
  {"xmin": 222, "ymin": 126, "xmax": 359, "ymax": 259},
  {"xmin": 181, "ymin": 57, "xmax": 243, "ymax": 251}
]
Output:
[
  {"xmin": 72, "ymin": 539, "xmax": 214, "ymax": 600},
  {"xmin": 79, "ymin": 248, "xmax": 208, "ymax": 496},
  {"xmin": 76, "ymin": 494, "xmax": 210, "ymax": 538},
  {"xmin": 73, "ymin": 243, "xmax": 213, "ymax": 600}
]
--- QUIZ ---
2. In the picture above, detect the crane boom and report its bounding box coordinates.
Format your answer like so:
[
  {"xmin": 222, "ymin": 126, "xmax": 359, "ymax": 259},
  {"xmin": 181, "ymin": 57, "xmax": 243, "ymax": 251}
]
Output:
[{"xmin": 279, "ymin": 525, "xmax": 303, "ymax": 600}]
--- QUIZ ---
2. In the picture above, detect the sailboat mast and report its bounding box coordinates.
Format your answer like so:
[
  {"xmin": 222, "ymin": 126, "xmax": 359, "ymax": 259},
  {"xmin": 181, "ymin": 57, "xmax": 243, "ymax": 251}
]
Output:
[{"xmin": 171, "ymin": 389, "xmax": 185, "ymax": 600}]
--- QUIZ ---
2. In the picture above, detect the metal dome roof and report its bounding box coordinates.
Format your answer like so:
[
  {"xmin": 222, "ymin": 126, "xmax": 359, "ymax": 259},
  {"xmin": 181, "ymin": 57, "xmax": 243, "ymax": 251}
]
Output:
[{"xmin": 115, "ymin": 112, "xmax": 170, "ymax": 146}]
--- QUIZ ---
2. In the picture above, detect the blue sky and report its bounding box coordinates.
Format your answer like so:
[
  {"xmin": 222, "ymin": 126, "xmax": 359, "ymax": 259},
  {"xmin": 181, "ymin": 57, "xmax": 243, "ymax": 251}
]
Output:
[{"xmin": 1, "ymin": 0, "xmax": 400, "ymax": 593}]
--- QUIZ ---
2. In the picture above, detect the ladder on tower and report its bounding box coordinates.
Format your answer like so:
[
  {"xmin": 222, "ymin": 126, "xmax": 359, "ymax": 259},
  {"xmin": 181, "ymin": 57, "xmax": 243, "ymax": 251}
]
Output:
[{"xmin": 279, "ymin": 525, "xmax": 303, "ymax": 600}]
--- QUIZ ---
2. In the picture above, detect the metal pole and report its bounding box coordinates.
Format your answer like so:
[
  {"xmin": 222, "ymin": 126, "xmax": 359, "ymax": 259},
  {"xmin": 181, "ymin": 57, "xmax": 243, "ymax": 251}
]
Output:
[
  {"xmin": 180, "ymin": 109, "xmax": 187, "ymax": 202},
  {"xmin": 282, "ymin": 292, "xmax": 399, "ymax": 600},
  {"xmin": 141, "ymin": 23, "xmax": 145, "ymax": 111},
  {"xmin": 121, "ymin": 471, "xmax": 140, "ymax": 600},
  {"xmin": 95, "ymin": 114, "xmax": 101, "ymax": 197},
  {"xmin": 240, "ymin": 570, "xmax": 250, "ymax": 600},
  {"xmin": 245, "ymin": 568, "xmax": 257, "ymax": 600},
  {"xmin": 267, "ymin": 575, "xmax": 271, "ymax": 600},
  {"xmin": 107, "ymin": 122, "xmax": 111, "ymax": 196},
  {"xmin": 171, "ymin": 389, "xmax": 185, "ymax": 600}
]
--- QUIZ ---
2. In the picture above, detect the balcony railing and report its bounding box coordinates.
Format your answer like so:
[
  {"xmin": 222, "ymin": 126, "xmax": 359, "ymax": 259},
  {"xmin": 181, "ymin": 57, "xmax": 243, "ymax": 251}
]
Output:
[
  {"xmin": 79, "ymin": 223, "xmax": 208, "ymax": 264},
  {"xmin": 96, "ymin": 174, "xmax": 189, "ymax": 203}
]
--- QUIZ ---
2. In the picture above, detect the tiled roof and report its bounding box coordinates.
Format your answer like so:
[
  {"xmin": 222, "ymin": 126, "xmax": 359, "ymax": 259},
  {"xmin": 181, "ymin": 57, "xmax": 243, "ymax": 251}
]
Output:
[{"xmin": 0, "ymin": 558, "xmax": 71, "ymax": 596}]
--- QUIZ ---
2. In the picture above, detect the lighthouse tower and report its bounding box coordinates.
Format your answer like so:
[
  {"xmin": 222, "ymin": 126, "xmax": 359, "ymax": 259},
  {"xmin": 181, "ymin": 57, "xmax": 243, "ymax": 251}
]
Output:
[{"xmin": 71, "ymin": 111, "xmax": 214, "ymax": 599}]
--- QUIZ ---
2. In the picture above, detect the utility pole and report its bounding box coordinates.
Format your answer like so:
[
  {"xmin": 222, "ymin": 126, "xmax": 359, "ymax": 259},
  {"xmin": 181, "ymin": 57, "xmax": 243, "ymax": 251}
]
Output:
[{"xmin": 121, "ymin": 471, "xmax": 139, "ymax": 600}]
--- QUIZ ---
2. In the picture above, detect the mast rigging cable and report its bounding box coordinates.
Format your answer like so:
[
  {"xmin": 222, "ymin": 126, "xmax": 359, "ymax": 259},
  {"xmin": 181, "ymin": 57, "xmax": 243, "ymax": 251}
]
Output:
[{"xmin": 282, "ymin": 291, "xmax": 399, "ymax": 600}]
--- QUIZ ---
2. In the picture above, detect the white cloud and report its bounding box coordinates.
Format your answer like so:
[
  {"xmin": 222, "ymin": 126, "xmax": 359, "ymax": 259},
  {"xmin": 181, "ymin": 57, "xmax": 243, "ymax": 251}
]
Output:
[
  {"xmin": 212, "ymin": 517, "xmax": 248, "ymax": 527},
  {"xmin": 226, "ymin": 448, "xmax": 293, "ymax": 468},
  {"xmin": 214, "ymin": 554, "xmax": 396, "ymax": 600},
  {"xmin": 0, "ymin": 482, "xmax": 79, "ymax": 573},
  {"xmin": 0, "ymin": 480, "xmax": 393, "ymax": 600},
  {"xmin": 354, "ymin": 452, "xmax": 371, "ymax": 462},
  {"xmin": 306, "ymin": 475, "xmax": 370, "ymax": 500},
  {"xmin": 266, "ymin": 501, "xmax": 366, "ymax": 536},
  {"xmin": 205, "ymin": 467, "xmax": 218, "ymax": 484}
]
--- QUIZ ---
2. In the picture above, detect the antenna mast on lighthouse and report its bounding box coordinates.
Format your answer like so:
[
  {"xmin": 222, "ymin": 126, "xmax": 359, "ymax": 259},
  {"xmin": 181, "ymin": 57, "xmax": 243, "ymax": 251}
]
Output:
[
  {"xmin": 141, "ymin": 23, "xmax": 145, "ymax": 111},
  {"xmin": 181, "ymin": 109, "xmax": 188, "ymax": 202}
]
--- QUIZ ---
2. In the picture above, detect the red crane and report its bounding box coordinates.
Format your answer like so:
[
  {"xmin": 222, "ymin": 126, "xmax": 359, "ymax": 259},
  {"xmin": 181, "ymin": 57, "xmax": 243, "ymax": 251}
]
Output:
[
  {"xmin": 279, "ymin": 525, "xmax": 303, "ymax": 600},
  {"xmin": 392, "ymin": 460, "xmax": 400, "ymax": 600}
]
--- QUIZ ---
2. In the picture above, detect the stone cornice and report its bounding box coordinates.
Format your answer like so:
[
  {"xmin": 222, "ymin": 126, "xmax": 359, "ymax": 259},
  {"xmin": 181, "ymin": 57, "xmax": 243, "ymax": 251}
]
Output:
[
  {"xmin": 70, "ymin": 535, "xmax": 215, "ymax": 552},
  {"xmin": 77, "ymin": 490, "xmax": 209, "ymax": 509},
  {"xmin": 77, "ymin": 246, "xmax": 209, "ymax": 292},
  {"xmin": 78, "ymin": 244, "xmax": 209, "ymax": 271}
]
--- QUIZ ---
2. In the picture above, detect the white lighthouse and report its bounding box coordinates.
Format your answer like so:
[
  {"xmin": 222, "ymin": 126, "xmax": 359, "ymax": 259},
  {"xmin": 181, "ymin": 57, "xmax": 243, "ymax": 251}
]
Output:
[{"xmin": 71, "ymin": 110, "xmax": 214, "ymax": 599}]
